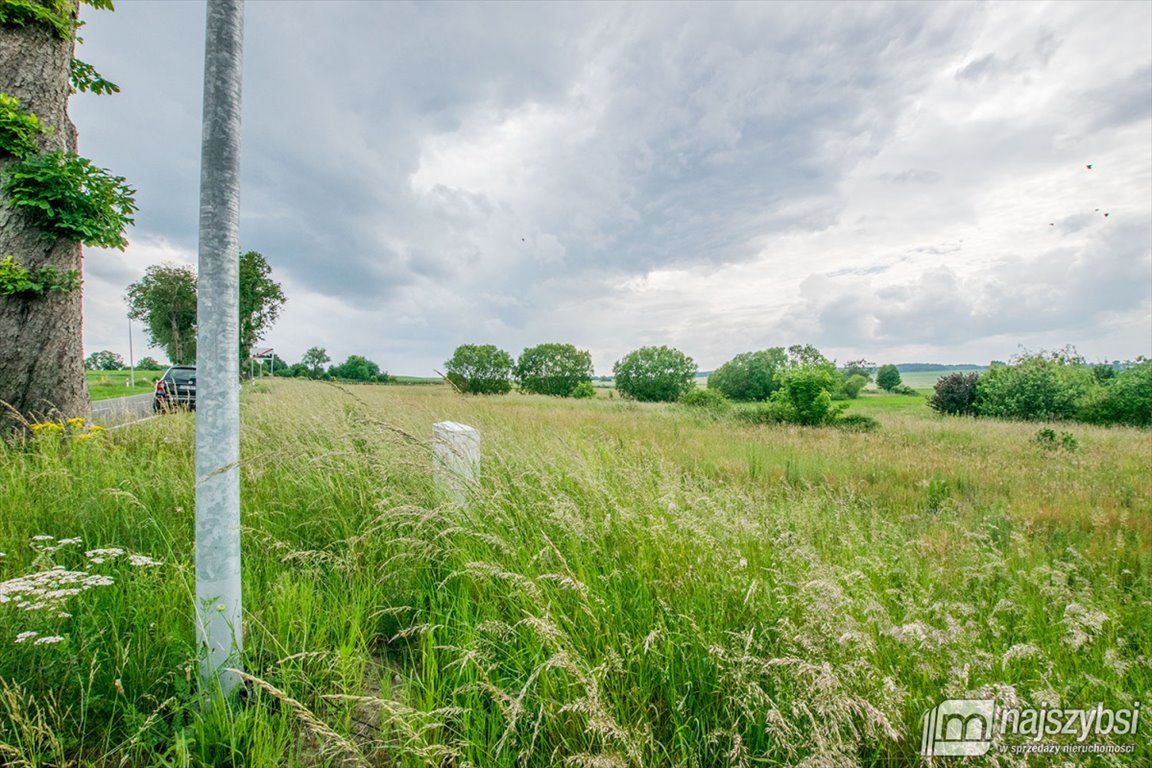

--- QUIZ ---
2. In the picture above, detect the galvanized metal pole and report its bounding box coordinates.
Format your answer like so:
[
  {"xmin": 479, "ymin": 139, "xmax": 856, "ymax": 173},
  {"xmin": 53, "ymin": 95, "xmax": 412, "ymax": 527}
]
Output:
[{"xmin": 195, "ymin": 0, "xmax": 244, "ymax": 694}]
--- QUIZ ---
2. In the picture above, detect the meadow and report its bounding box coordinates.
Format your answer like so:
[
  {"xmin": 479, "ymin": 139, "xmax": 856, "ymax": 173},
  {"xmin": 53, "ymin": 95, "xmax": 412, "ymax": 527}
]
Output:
[
  {"xmin": 85, "ymin": 370, "xmax": 161, "ymax": 401},
  {"xmin": 1, "ymin": 381, "xmax": 1148, "ymax": 766}
]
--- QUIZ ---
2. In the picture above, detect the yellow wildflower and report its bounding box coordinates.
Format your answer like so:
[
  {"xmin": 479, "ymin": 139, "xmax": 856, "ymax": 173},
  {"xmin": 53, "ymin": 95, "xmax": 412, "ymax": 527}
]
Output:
[{"xmin": 67, "ymin": 418, "xmax": 86, "ymax": 428}]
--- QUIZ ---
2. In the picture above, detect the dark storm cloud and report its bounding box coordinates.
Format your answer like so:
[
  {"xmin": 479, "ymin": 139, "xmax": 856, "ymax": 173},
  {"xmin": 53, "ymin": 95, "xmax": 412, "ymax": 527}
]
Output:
[{"xmin": 70, "ymin": 1, "xmax": 1150, "ymax": 370}]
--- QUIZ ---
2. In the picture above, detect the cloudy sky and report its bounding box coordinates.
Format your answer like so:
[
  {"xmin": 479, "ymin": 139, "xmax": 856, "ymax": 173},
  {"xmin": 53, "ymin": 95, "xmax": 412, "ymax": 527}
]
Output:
[{"xmin": 73, "ymin": 0, "xmax": 1151, "ymax": 375}]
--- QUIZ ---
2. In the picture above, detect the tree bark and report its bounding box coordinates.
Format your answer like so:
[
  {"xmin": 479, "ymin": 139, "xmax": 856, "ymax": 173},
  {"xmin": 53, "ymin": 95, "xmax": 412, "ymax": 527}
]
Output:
[{"xmin": 0, "ymin": 14, "xmax": 88, "ymax": 431}]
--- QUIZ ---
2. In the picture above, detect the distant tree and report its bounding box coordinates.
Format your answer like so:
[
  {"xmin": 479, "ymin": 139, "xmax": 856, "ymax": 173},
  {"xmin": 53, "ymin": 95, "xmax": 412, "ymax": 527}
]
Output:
[
  {"xmin": 929, "ymin": 372, "xmax": 980, "ymax": 416},
  {"xmin": 301, "ymin": 346, "xmax": 330, "ymax": 378},
  {"xmin": 84, "ymin": 350, "xmax": 124, "ymax": 370},
  {"xmin": 126, "ymin": 264, "xmax": 198, "ymax": 364},
  {"xmin": 613, "ymin": 346, "xmax": 697, "ymax": 402},
  {"xmin": 841, "ymin": 359, "xmax": 875, "ymax": 383},
  {"xmin": 135, "ymin": 356, "xmax": 164, "ymax": 371},
  {"xmin": 255, "ymin": 353, "xmax": 288, "ymax": 376},
  {"xmin": 876, "ymin": 364, "xmax": 902, "ymax": 392},
  {"xmin": 515, "ymin": 343, "xmax": 594, "ymax": 397},
  {"xmin": 330, "ymin": 354, "xmax": 383, "ymax": 382},
  {"xmin": 707, "ymin": 348, "xmax": 787, "ymax": 401},
  {"xmin": 238, "ymin": 250, "xmax": 286, "ymax": 362},
  {"xmin": 126, "ymin": 253, "xmax": 285, "ymax": 368},
  {"xmin": 445, "ymin": 344, "xmax": 514, "ymax": 394},
  {"xmin": 786, "ymin": 344, "xmax": 831, "ymax": 368}
]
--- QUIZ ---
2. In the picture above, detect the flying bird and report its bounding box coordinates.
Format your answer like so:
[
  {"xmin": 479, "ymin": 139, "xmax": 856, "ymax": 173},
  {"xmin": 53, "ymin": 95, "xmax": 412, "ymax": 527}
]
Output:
[
  {"xmin": 1104, "ymin": 212, "xmax": 1110, "ymax": 217},
  {"xmin": 1086, "ymin": 164, "xmax": 1093, "ymax": 170}
]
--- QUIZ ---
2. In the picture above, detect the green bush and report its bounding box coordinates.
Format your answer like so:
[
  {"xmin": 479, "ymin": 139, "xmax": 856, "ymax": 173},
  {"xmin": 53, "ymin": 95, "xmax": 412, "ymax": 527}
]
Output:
[
  {"xmin": 835, "ymin": 413, "xmax": 880, "ymax": 432},
  {"xmin": 445, "ymin": 344, "xmax": 514, "ymax": 395},
  {"xmin": 840, "ymin": 373, "xmax": 868, "ymax": 399},
  {"xmin": 769, "ymin": 364, "xmax": 845, "ymax": 426},
  {"xmin": 732, "ymin": 402, "xmax": 790, "ymax": 425},
  {"xmin": 976, "ymin": 352, "xmax": 1092, "ymax": 421},
  {"xmin": 515, "ymin": 343, "xmax": 594, "ymax": 397},
  {"xmin": 679, "ymin": 387, "xmax": 730, "ymax": 413},
  {"xmin": 707, "ymin": 348, "xmax": 787, "ymax": 401},
  {"xmin": 613, "ymin": 346, "xmax": 697, "ymax": 402},
  {"xmin": 1077, "ymin": 360, "xmax": 1152, "ymax": 427},
  {"xmin": 929, "ymin": 372, "xmax": 980, "ymax": 416},
  {"xmin": 570, "ymin": 381, "xmax": 597, "ymax": 399}
]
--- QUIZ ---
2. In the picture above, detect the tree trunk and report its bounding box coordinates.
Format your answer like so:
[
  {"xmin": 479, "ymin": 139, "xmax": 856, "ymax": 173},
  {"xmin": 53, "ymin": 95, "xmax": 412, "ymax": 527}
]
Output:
[{"xmin": 0, "ymin": 15, "xmax": 88, "ymax": 431}]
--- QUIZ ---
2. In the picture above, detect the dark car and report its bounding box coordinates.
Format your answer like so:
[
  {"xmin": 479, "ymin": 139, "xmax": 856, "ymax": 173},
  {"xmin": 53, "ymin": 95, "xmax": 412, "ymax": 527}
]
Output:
[{"xmin": 154, "ymin": 366, "xmax": 196, "ymax": 412}]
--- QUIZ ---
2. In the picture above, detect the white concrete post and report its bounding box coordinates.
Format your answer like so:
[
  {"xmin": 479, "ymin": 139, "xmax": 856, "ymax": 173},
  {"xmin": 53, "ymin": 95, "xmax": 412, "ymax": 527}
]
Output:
[{"xmin": 433, "ymin": 422, "xmax": 479, "ymax": 504}]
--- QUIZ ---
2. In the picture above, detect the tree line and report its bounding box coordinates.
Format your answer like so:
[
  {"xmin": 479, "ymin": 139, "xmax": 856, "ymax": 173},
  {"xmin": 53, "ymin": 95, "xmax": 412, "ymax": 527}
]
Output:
[
  {"xmin": 441, "ymin": 341, "xmax": 1150, "ymax": 429},
  {"xmin": 928, "ymin": 349, "xmax": 1151, "ymax": 427}
]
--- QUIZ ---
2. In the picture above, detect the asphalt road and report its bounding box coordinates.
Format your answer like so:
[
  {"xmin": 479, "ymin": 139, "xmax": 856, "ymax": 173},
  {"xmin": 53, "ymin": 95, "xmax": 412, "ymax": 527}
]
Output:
[{"xmin": 90, "ymin": 393, "xmax": 154, "ymax": 427}]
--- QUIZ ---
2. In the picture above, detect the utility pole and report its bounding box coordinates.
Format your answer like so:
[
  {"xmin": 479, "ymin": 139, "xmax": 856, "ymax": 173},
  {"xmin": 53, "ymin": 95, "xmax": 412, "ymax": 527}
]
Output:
[
  {"xmin": 194, "ymin": 0, "xmax": 244, "ymax": 695},
  {"xmin": 128, "ymin": 316, "xmax": 135, "ymax": 388}
]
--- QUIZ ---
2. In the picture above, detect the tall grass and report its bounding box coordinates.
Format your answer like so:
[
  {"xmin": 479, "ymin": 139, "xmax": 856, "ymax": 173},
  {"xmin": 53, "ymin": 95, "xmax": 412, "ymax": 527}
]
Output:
[{"xmin": 1, "ymin": 380, "xmax": 1148, "ymax": 766}]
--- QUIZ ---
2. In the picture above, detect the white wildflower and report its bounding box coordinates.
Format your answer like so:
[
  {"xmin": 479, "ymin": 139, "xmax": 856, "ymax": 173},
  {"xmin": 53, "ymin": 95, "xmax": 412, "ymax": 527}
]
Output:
[
  {"xmin": 33, "ymin": 635, "xmax": 65, "ymax": 645},
  {"xmin": 127, "ymin": 555, "xmax": 162, "ymax": 568},
  {"xmin": 85, "ymin": 548, "xmax": 125, "ymax": 562},
  {"xmin": 31, "ymin": 535, "xmax": 55, "ymax": 542},
  {"xmin": 56, "ymin": 537, "xmax": 82, "ymax": 546},
  {"xmin": 14, "ymin": 631, "xmax": 37, "ymax": 644}
]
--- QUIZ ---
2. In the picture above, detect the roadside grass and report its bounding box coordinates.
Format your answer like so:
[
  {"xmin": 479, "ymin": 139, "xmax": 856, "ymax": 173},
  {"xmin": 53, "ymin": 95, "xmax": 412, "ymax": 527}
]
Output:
[
  {"xmin": 1, "ymin": 380, "xmax": 1148, "ymax": 766},
  {"xmin": 85, "ymin": 370, "xmax": 160, "ymax": 401}
]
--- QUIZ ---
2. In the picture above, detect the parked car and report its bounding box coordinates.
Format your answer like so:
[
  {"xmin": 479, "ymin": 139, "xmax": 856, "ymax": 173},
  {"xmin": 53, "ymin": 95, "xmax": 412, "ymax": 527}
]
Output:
[{"xmin": 154, "ymin": 365, "xmax": 196, "ymax": 412}]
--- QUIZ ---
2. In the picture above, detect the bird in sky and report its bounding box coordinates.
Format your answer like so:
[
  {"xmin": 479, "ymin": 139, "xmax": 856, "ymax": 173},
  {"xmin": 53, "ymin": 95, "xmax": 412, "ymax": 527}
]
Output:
[{"xmin": 1086, "ymin": 164, "xmax": 1093, "ymax": 170}]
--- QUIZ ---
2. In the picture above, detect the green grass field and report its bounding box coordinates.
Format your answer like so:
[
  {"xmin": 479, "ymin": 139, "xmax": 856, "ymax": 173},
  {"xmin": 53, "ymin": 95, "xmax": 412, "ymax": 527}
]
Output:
[
  {"xmin": 2, "ymin": 381, "xmax": 1148, "ymax": 766},
  {"xmin": 85, "ymin": 370, "xmax": 161, "ymax": 400}
]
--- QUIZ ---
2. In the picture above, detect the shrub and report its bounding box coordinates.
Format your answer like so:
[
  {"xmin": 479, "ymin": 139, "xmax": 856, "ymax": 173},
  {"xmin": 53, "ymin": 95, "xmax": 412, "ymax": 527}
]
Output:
[
  {"xmin": 679, "ymin": 387, "xmax": 730, "ymax": 413},
  {"xmin": 570, "ymin": 381, "xmax": 597, "ymax": 399},
  {"xmin": 770, "ymin": 364, "xmax": 845, "ymax": 426},
  {"xmin": 445, "ymin": 344, "xmax": 514, "ymax": 395},
  {"xmin": 976, "ymin": 351, "xmax": 1092, "ymax": 421},
  {"xmin": 613, "ymin": 346, "xmax": 697, "ymax": 402},
  {"xmin": 890, "ymin": 384, "xmax": 920, "ymax": 396},
  {"xmin": 330, "ymin": 355, "xmax": 383, "ymax": 382},
  {"xmin": 876, "ymin": 364, "xmax": 902, "ymax": 392},
  {"xmin": 930, "ymin": 372, "xmax": 980, "ymax": 416},
  {"xmin": 835, "ymin": 413, "xmax": 880, "ymax": 432},
  {"xmin": 1032, "ymin": 428, "xmax": 1078, "ymax": 452},
  {"xmin": 515, "ymin": 343, "xmax": 594, "ymax": 397},
  {"xmin": 1077, "ymin": 359, "xmax": 1152, "ymax": 427},
  {"xmin": 707, "ymin": 348, "xmax": 787, "ymax": 401},
  {"xmin": 840, "ymin": 373, "xmax": 868, "ymax": 399},
  {"xmin": 732, "ymin": 402, "xmax": 790, "ymax": 425}
]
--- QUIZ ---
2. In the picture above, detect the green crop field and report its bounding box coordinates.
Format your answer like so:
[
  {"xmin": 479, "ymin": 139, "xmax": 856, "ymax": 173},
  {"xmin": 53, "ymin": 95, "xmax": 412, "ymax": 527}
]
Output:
[
  {"xmin": 1, "ymin": 381, "xmax": 1148, "ymax": 766},
  {"xmin": 85, "ymin": 370, "xmax": 162, "ymax": 400},
  {"xmin": 894, "ymin": 368, "xmax": 986, "ymax": 391}
]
